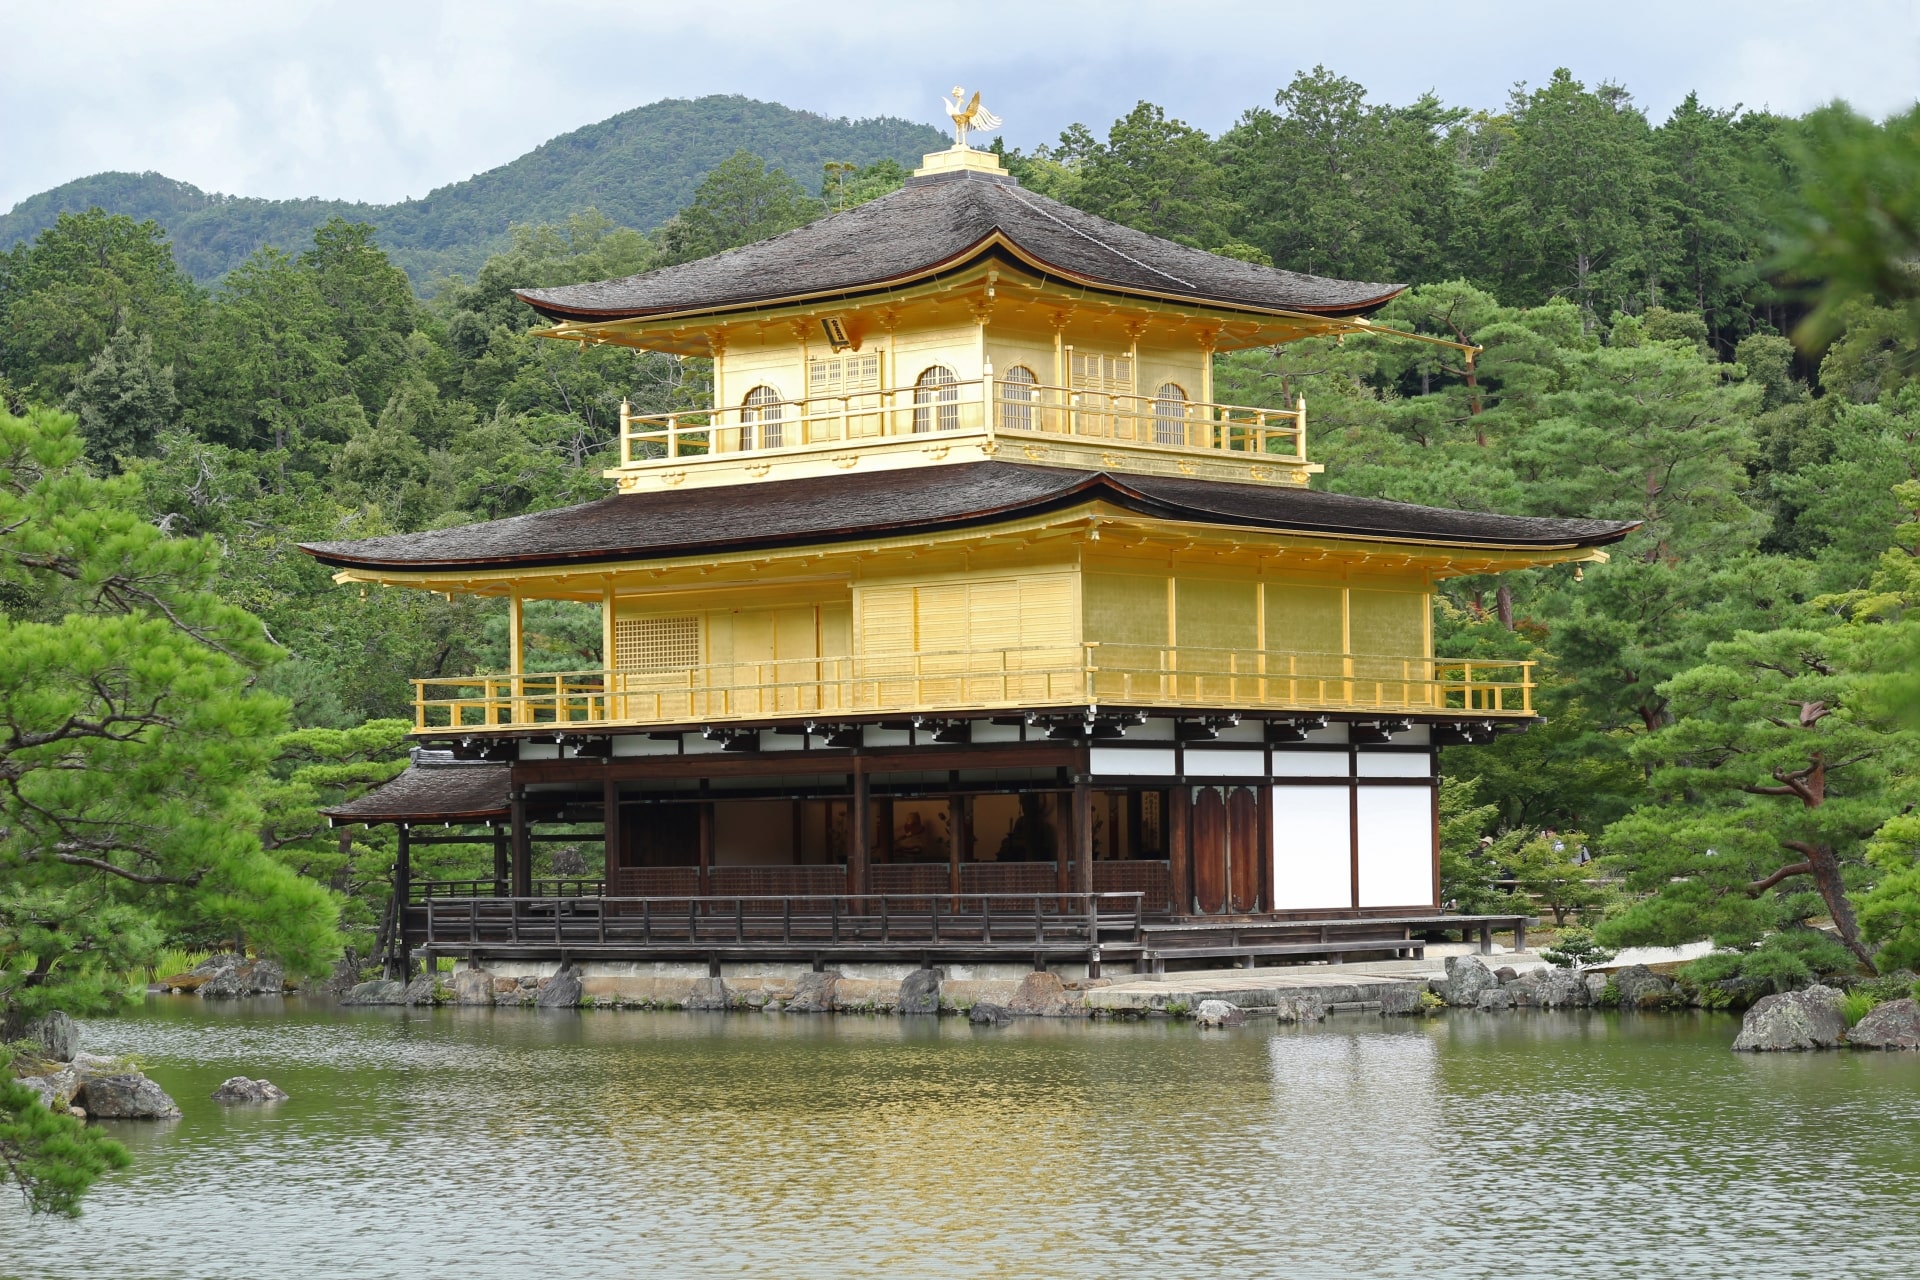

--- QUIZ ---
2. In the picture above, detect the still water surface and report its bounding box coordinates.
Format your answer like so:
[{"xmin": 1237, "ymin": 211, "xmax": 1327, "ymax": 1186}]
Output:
[{"xmin": 5, "ymin": 998, "xmax": 1919, "ymax": 1279}]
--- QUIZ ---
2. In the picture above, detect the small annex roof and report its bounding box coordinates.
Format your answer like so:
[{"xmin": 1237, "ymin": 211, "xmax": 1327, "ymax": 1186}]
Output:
[
  {"xmin": 322, "ymin": 759, "xmax": 510, "ymax": 826},
  {"xmin": 513, "ymin": 168, "xmax": 1402, "ymax": 324},
  {"xmin": 301, "ymin": 462, "xmax": 1638, "ymax": 574}
]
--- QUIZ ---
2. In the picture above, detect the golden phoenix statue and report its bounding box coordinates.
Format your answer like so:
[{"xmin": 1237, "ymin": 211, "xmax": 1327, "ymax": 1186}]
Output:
[{"xmin": 942, "ymin": 87, "xmax": 1002, "ymax": 149}]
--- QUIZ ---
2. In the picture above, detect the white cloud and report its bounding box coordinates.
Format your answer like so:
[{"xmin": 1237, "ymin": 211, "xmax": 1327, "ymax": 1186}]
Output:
[{"xmin": 3, "ymin": 0, "xmax": 1915, "ymax": 211}]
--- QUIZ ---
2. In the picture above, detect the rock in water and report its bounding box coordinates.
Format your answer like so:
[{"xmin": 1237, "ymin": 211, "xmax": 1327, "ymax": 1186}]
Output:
[
  {"xmin": 211, "ymin": 1076, "xmax": 289, "ymax": 1102},
  {"xmin": 403, "ymin": 973, "xmax": 443, "ymax": 1006},
  {"xmin": 16, "ymin": 1068, "xmax": 81, "ymax": 1110},
  {"xmin": 1534, "ymin": 968, "xmax": 1591, "ymax": 1009},
  {"xmin": 784, "ymin": 971, "xmax": 839, "ymax": 1014},
  {"xmin": 1848, "ymin": 997, "xmax": 1920, "ymax": 1049},
  {"xmin": 26, "ymin": 1011, "xmax": 79, "ymax": 1062},
  {"xmin": 535, "ymin": 966, "xmax": 583, "ymax": 1008},
  {"xmin": 1611, "ymin": 965, "xmax": 1675, "ymax": 1009},
  {"xmin": 1443, "ymin": 954, "xmax": 1497, "ymax": 1006},
  {"xmin": 340, "ymin": 979, "xmax": 407, "ymax": 1006},
  {"xmin": 451, "ymin": 968, "xmax": 497, "ymax": 1006},
  {"xmin": 968, "ymin": 1002, "xmax": 1012, "ymax": 1026},
  {"xmin": 1476, "ymin": 988, "xmax": 1515, "ymax": 1012},
  {"xmin": 1733, "ymin": 984, "xmax": 1848, "ymax": 1051},
  {"xmin": 898, "ymin": 968, "xmax": 941, "ymax": 1015},
  {"xmin": 1007, "ymin": 971, "xmax": 1077, "ymax": 1016},
  {"xmin": 199, "ymin": 956, "xmax": 287, "ymax": 999},
  {"xmin": 80, "ymin": 1073, "xmax": 182, "ymax": 1119},
  {"xmin": 1584, "ymin": 973, "xmax": 1609, "ymax": 1003},
  {"xmin": 1272, "ymin": 994, "xmax": 1327, "ymax": 1022},
  {"xmin": 1193, "ymin": 999, "xmax": 1248, "ymax": 1027}
]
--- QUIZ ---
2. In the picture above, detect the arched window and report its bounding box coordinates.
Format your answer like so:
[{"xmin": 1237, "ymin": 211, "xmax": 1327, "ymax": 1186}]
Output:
[
  {"xmin": 1152, "ymin": 382, "xmax": 1188, "ymax": 446},
  {"xmin": 913, "ymin": 365, "xmax": 959, "ymax": 433},
  {"xmin": 999, "ymin": 365, "xmax": 1038, "ymax": 432},
  {"xmin": 740, "ymin": 385, "xmax": 783, "ymax": 450}
]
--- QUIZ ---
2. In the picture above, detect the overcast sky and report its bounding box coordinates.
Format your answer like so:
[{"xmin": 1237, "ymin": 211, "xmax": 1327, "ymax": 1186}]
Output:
[{"xmin": 4, "ymin": 1, "xmax": 1917, "ymax": 212}]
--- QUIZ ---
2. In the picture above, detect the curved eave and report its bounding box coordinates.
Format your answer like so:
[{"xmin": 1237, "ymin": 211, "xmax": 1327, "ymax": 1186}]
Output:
[
  {"xmin": 299, "ymin": 477, "xmax": 1638, "ymax": 577},
  {"xmin": 513, "ymin": 232, "xmax": 1404, "ymax": 331}
]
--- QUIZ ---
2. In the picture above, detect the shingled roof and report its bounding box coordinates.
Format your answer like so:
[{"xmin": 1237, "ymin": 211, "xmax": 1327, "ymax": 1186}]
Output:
[
  {"xmin": 301, "ymin": 462, "xmax": 1637, "ymax": 573},
  {"xmin": 323, "ymin": 761, "xmax": 510, "ymax": 824},
  {"xmin": 515, "ymin": 167, "xmax": 1402, "ymax": 322}
]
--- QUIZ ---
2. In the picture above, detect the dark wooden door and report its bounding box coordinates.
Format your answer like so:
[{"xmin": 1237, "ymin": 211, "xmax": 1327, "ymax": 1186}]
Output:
[
  {"xmin": 1227, "ymin": 786, "xmax": 1260, "ymax": 913},
  {"xmin": 1191, "ymin": 786, "xmax": 1228, "ymax": 914}
]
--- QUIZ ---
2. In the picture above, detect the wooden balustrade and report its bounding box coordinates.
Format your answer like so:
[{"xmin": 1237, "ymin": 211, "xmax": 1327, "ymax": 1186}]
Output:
[{"xmin": 412, "ymin": 648, "xmax": 1534, "ymax": 731}]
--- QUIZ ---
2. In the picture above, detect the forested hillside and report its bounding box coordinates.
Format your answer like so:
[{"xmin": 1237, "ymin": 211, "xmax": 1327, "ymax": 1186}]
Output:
[
  {"xmin": 4, "ymin": 67, "xmax": 1920, "ymax": 1002},
  {"xmin": 0, "ymin": 96, "xmax": 945, "ymax": 284}
]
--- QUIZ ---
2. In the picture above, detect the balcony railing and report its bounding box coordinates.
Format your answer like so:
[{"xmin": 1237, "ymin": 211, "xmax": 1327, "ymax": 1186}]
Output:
[
  {"xmin": 616, "ymin": 376, "xmax": 1307, "ymax": 469},
  {"xmin": 413, "ymin": 646, "xmax": 1534, "ymax": 731}
]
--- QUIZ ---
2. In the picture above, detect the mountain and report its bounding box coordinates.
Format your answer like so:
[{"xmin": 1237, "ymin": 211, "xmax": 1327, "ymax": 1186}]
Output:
[{"xmin": 0, "ymin": 96, "xmax": 948, "ymax": 287}]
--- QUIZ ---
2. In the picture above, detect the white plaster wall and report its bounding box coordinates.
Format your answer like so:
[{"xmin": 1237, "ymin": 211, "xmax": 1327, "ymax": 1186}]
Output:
[
  {"xmin": 1271, "ymin": 785, "xmax": 1352, "ymax": 910},
  {"xmin": 1357, "ymin": 785, "xmax": 1435, "ymax": 907}
]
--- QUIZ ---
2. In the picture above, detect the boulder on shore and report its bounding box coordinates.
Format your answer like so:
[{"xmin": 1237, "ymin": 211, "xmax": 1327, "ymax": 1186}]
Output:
[
  {"xmin": 1732, "ymin": 984, "xmax": 1848, "ymax": 1051},
  {"xmin": 211, "ymin": 1076, "xmax": 288, "ymax": 1102},
  {"xmin": 1194, "ymin": 999, "xmax": 1248, "ymax": 1028},
  {"xmin": 16, "ymin": 1067, "xmax": 82, "ymax": 1111},
  {"xmin": 340, "ymin": 979, "xmax": 407, "ymax": 1006},
  {"xmin": 1273, "ymin": 993, "xmax": 1329, "ymax": 1023},
  {"xmin": 1476, "ymin": 988, "xmax": 1515, "ymax": 1012},
  {"xmin": 1007, "ymin": 971, "xmax": 1080, "ymax": 1017},
  {"xmin": 898, "ymin": 968, "xmax": 941, "ymax": 1015},
  {"xmin": 1611, "ymin": 964, "xmax": 1676, "ymax": 1009},
  {"xmin": 79, "ymin": 1073, "xmax": 181, "ymax": 1119},
  {"xmin": 535, "ymin": 966, "xmax": 583, "ymax": 1009},
  {"xmin": 403, "ymin": 973, "xmax": 445, "ymax": 1006},
  {"xmin": 1847, "ymin": 997, "xmax": 1920, "ymax": 1049},
  {"xmin": 1534, "ymin": 967, "xmax": 1591, "ymax": 1009},
  {"xmin": 25, "ymin": 1011, "xmax": 79, "ymax": 1062},
  {"xmin": 196, "ymin": 955, "xmax": 287, "ymax": 999},
  {"xmin": 1443, "ymin": 954, "xmax": 1497, "ymax": 1006},
  {"xmin": 784, "ymin": 971, "xmax": 839, "ymax": 1014},
  {"xmin": 451, "ymin": 968, "xmax": 496, "ymax": 1006}
]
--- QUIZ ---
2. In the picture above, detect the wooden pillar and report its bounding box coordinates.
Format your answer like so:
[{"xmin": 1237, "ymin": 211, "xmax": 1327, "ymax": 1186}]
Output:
[
  {"xmin": 1054, "ymin": 789, "xmax": 1072, "ymax": 899},
  {"xmin": 1169, "ymin": 786, "xmax": 1192, "ymax": 916},
  {"xmin": 697, "ymin": 800, "xmax": 714, "ymax": 896},
  {"xmin": 393, "ymin": 823, "xmax": 412, "ymax": 976},
  {"xmin": 1073, "ymin": 777, "xmax": 1094, "ymax": 898},
  {"xmin": 1257, "ymin": 782, "xmax": 1274, "ymax": 915},
  {"xmin": 508, "ymin": 590, "xmax": 525, "ymax": 724},
  {"xmin": 949, "ymin": 793, "xmax": 967, "ymax": 898},
  {"xmin": 602, "ymin": 776, "xmax": 621, "ymax": 894},
  {"xmin": 509, "ymin": 790, "xmax": 532, "ymax": 898},
  {"xmin": 850, "ymin": 763, "xmax": 870, "ymax": 896},
  {"xmin": 491, "ymin": 822, "xmax": 508, "ymax": 897}
]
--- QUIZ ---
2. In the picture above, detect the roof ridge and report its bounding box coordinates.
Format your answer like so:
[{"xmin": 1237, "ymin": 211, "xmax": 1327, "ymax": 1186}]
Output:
[{"xmin": 992, "ymin": 186, "xmax": 1196, "ymax": 290}]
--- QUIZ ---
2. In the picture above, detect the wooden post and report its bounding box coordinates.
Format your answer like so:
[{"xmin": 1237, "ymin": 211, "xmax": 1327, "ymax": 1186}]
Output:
[
  {"xmin": 491, "ymin": 822, "xmax": 508, "ymax": 897},
  {"xmin": 1073, "ymin": 777, "xmax": 1094, "ymax": 897},
  {"xmin": 393, "ymin": 824, "xmax": 412, "ymax": 977},
  {"xmin": 1169, "ymin": 787, "xmax": 1192, "ymax": 916},
  {"xmin": 1257, "ymin": 782, "xmax": 1274, "ymax": 914},
  {"xmin": 949, "ymin": 793, "xmax": 967, "ymax": 900},
  {"xmin": 603, "ymin": 776, "xmax": 621, "ymax": 895},
  {"xmin": 849, "ymin": 763, "xmax": 870, "ymax": 897},
  {"xmin": 697, "ymin": 800, "xmax": 714, "ymax": 897},
  {"xmin": 509, "ymin": 790, "xmax": 532, "ymax": 898}
]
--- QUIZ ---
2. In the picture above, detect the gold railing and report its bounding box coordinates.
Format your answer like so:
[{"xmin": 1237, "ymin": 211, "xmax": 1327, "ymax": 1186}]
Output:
[
  {"xmin": 413, "ymin": 647, "xmax": 1533, "ymax": 731},
  {"xmin": 617, "ymin": 377, "xmax": 1307, "ymax": 467}
]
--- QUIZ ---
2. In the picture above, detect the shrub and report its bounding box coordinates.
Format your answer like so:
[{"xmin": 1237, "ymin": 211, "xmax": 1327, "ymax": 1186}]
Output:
[
  {"xmin": 1542, "ymin": 927, "xmax": 1616, "ymax": 969},
  {"xmin": 1842, "ymin": 990, "xmax": 1879, "ymax": 1026}
]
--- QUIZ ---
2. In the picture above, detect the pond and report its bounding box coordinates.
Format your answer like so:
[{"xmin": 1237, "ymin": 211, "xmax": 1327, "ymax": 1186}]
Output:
[{"xmin": 6, "ymin": 998, "xmax": 1919, "ymax": 1279}]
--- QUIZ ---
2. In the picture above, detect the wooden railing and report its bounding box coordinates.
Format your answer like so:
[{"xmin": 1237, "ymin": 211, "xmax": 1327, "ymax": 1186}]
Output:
[
  {"xmin": 410, "ymin": 878, "xmax": 604, "ymax": 901},
  {"xmin": 413, "ymin": 648, "xmax": 1534, "ymax": 730},
  {"xmin": 417, "ymin": 892, "xmax": 1148, "ymax": 952},
  {"xmin": 618, "ymin": 377, "xmax": 1307, "ymax": 468}
]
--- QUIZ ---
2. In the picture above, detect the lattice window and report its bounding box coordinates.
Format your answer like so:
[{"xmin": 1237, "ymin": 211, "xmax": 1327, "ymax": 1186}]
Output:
[
  {"xmin": 999, "ymin": 364, "xmax": 1037, "ymax": 431},
  {"xmin": 740, "ymin": 384, "xmax": 783, "ymax": 450},
  {"xmin": 1070, "ymin": 352, "xmax": 1133, "ymax": 394},
  {"xmin": 912, "ymin": 364, "xmax": 959, "ymax": 433},
  {"xmin": 807, "ymin": 353, "xmax": 881, "ymax": 397},
  {"xmin": 614, "ymin": 616, "xmax": 699, "ymax": 671},
  {"xmin": 1152, "ymin": 381, "xmax": 1189, "ymax": 446}
]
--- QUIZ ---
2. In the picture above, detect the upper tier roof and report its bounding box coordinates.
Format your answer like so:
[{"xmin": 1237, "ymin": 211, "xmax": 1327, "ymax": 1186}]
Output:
[
  {"xmin": 514, "ymin": 167, "xmax": 1403, "ymax": 323},
  {"xmin": 301, "ymin": 463, "xmax": 1637, "ymax": 573}
]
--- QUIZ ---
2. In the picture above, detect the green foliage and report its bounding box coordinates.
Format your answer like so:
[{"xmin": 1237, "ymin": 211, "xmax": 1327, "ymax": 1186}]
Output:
[
  {"xmin": 0, "ymin": 1045, "xmax": 130, "ymax": 1217},
  {"xmin": 0, "ymin": 405, "xmax": 341, "ymax": 1030},
  {"xmin": 660, "ymin": 150, "xmax": 821, "ymax": 264},
  {"xmin": 1541, "ymin": 927, "xmax": 1615, "ymax": 969},
  {"xmin": 1841, "ymin": 989, "xmax": 1878, "ymax": 1025},
  {"xmin": 1680, "ymin": 929, "xmax": 1863, "ymax": 992}
]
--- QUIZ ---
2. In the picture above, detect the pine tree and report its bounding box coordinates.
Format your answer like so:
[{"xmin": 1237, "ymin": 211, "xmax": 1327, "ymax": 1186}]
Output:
[{"xmin": 62, "ymin": 322, "xmax": 176, "ymax": 468}]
